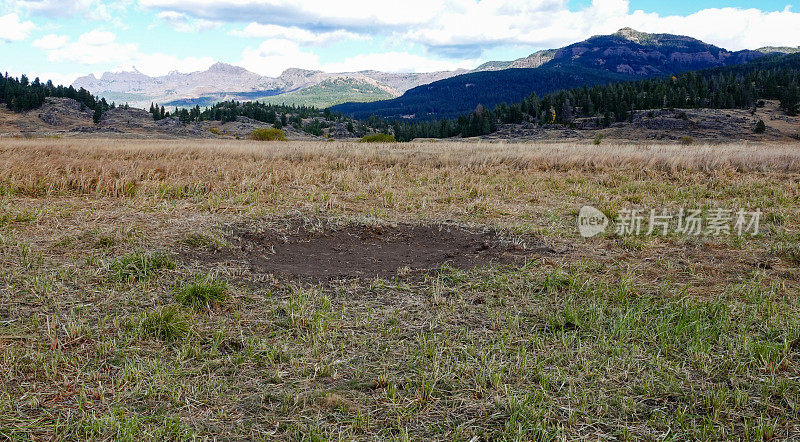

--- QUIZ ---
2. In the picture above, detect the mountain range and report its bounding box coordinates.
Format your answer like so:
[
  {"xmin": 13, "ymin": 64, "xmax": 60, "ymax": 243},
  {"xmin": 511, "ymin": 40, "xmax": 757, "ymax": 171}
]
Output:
[
  {"xmin": 72, "ymin": 63, "xmax": 465, "ymax": 109},
  {"xmin": 74, "ymin": 28, "xmax": 783, "ymax": 113},
  {"xmin": 331, "ymin": 28, "xmax": 770, "ymax": 120}
]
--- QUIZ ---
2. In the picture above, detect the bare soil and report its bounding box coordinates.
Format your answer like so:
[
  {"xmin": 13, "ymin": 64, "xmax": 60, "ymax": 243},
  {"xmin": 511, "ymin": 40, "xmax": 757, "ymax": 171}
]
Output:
[{"xmin": 183, "ymin": 218, "xmax": 555, "ymax": 280}]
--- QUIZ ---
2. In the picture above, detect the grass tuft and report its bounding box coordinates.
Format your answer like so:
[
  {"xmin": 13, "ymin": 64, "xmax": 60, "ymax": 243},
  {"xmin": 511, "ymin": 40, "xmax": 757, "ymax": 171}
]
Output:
[
  {"xmin": 138, "ymin": 305, "xmax": 190, "ymax": 342},
  {"xmin": 109, "ymin": 251, "xmax": 175, "ymax": 281},
  {"xmin": 771, "ymin": 241, "xmax": 800, "ymax": 265},
  {"xmin": 176, "ymin": 274, "xmax": 228, "ymax": 310}
]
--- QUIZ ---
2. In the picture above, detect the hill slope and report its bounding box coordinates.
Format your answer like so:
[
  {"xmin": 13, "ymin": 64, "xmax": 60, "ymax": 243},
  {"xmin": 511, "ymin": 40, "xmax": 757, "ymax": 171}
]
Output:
[
  {"xmin": 331, "ymin": 67, "xmax": 629, "ymax": 120},
  {"xmin": 333, "ymin": 28, "xmax": 766, "ymax": 120}
]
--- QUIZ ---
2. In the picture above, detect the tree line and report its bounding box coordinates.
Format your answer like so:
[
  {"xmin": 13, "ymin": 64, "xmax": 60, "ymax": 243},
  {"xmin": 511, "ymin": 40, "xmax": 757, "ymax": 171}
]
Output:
[
  {"xmin": 0, "ymin": 72, "xmax": 110, "ymax": 123},
  {"xmin": 162, "ymin": 100, "xmax": 373, "ymax": 135}
]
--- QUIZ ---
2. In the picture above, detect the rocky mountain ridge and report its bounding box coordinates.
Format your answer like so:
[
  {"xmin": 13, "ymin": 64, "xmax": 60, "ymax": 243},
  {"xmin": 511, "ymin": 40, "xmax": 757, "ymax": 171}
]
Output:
[
  {"xmin": 73, "ymin": 63, "xmax": 466, "ymax": 109},
  {"xmin": 74, "ymin": 28, "xmax": 788, "ymax": 110}
]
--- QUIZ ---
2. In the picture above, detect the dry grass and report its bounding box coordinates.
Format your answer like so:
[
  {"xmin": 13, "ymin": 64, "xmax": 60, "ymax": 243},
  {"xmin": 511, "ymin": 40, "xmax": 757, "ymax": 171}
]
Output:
[
  {"xmin": 1, "ymin": 138, "xmax": 800, "ymax": 440},
  {"xmin": 3, "ymin": 139, "xmax": 800, "ymax": 197}
]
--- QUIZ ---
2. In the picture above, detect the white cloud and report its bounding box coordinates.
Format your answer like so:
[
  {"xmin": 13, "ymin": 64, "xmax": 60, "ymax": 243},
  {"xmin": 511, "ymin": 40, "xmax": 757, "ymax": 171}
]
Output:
[
  {"xmin": 157, "ymin": 11, "xmax": 219, "ymax": 32},
  {"xmin": 322, "ymin": 52, "xmax": 478, "ymax": 73},
  {"xmin": 32, "ymin": 33, "xmax": 69, "ymax": 49},
  {"xmin": 620, "ymin": 7, "xmax": 800, "ymax": 51},
  {"xmin": 139, "ymin": 0, "xmax": 441, "ymax": 28},
  {"xmin": 239, "ymin": 39, "xmax": 322, "ymax": 76},
  {"xmin": 237, "ymin": 38, "xmax": 477, "ymax": 76},
  {"xmin": 139, "ymin": 0, "xmax": 800, "ymax": 55},
  {"xmin": 231, "ymin": 23, "xmax": 362, "ymax": 45},
  {"xmin": 0, "ymin": 13, "xmax": 35, "ymax": 42},
  {"xmin": 10, "ymin": 0, "xmax": 114, "ymax": 20},
  {"xmin": 36, "ymin": 30, "xmax": 215, "ymax": 76}
]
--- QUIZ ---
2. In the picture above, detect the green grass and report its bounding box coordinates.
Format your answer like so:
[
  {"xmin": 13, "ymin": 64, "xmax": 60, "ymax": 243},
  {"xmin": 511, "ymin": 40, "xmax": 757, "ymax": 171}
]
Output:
[
  {"xmin": 138, "ymin": 305, "xmax": 190, "ymax": 342},
  {"xmin": 771, "ymin": 240, "xmax": 800, "ymax": 265},
  {"xmin": 175, "ymin": 275, "xmax": 228, "ymax": 310},
  {"xmin": 2, "ymin": 140, "xmax": 799, "ymax": 439},
  {"xmin": 109, "ymin": 251, "xmax": 175, "ymax": 281}
]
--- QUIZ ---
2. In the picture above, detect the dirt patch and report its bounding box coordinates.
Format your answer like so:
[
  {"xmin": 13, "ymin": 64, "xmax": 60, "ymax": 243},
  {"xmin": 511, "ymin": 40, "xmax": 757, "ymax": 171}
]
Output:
[{"xmin": 184, "ymin": 219, "xmax": 554, "ymax": 280}]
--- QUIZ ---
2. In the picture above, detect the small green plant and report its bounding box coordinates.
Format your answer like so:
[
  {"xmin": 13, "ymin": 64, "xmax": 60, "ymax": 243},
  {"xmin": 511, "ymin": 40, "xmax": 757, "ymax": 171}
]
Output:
[
  {"xmin": 110, "ymin": 252, "xmax": 175, "ymax": 282},
  {"xmin": 771, "ymin": 241, "xmax": 800, "ymax": 265},
  {"xmin": 593, "ymin": 133, "xmax": 604, "ymax": 145},
  {"xmin": 138, "ymin": 305, "xmax": 190, "ymax": 342},
  {"xmin": 619, "ymin": 235, "xmax": 647, "ymax": 251},
  {"xmin": 208, "ymin": 127, "xmax": 221, "ymax": 135},
  {"xmin": 250, "ymin": 128, "xmax": 286, "ymax": 141},
  {"xmin": 679, "ymin": 136, "xmax": 694, "ymax": 145},
  {"xmin": 176, "ymin": 275, "xmax": 228, "ymax": 310},
  {"xmin": 359, "ymin": 133, "xmax": 396, "ymax": 143},
  {"xmin": 754, "ymin": 119, "xmax": 766, "ymax": 134},
  {"xmin": 181, "ymin": 232, "xmax": 224, "ymax": 249}
]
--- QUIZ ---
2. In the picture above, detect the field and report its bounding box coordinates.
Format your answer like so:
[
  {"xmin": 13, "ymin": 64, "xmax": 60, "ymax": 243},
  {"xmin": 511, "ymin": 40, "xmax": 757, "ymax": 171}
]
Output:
[{"xmin": 1, "ymin": 138, "xmax": 799, "ymax": 440}]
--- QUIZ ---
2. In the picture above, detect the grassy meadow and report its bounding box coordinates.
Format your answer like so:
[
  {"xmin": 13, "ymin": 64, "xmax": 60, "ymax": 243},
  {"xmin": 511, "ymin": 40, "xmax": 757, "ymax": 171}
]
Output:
[{"xmin": 1, "ymin": 138, "xmax": 799, "ymax": 440}]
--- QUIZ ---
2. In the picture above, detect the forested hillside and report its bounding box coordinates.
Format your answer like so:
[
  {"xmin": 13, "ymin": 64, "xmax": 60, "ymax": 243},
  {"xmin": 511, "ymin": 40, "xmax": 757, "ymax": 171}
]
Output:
[
  {"xmin": 332, "ymin": 28, "xmax": 768, "ymax": 122},
  {"xmin": 389, "ymin": 53, "xmax": 800, "ymax": 141},
  {"xmin": 1, "ymin": 73, "xmax": 110, "ymax": 122},
  {"xmin": 331, "ymin": 66, "xmax": 630, "ymax": 120}
]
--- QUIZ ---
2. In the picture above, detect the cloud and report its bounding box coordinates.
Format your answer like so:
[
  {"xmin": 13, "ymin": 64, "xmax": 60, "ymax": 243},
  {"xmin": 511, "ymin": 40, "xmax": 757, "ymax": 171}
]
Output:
[
  {"xmin": 139, "ymin": 0, "xmax": 800, "ymax": 56},
  {"xmin": 36, "ymin": 30, "xmax": 215, "ymax": 76},
  {"xmin": 322, "ymin": 52, "xmax": 478, "ymax": 73},
  {"xmin": 621, "ymin": 6, "xmax": 800, "ymax": 51},
  {"xmin": 9, "ymin": 0, "xmax": 115, "ymax": 20},
  {"xmin": 230, "ymin": 23, "xmax": 362, "ymax": 45},
  {"xmin": 138, "ymin": 0, "xmax": 443, "ymax": 29},
  {"xmin": 32, "ymin": 33, "xmax": 69, "ymax": 49},
  {"xmin": 239, "ymin": 39, "xmax": 321, "ymax": 77},
  {"xmin": 0, "ymin": 13, "xmax": 35, "ymax": 42},
  {"xmin": 238, "ymin": 38, "xmax": 477, "ymax": 76},
  {"xmin": 157, "ymin": 11, "xmax": 220, "ymax": 32}
]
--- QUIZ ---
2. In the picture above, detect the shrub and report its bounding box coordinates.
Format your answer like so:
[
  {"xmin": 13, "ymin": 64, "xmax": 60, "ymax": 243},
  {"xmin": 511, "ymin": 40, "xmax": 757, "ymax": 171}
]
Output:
[
  {"xmin": 250, "ymin": 128, "xmax": 286, "ymax": 141},
  {"xmin": 208, "ymin": 127, "xmax": 221, "ymax": 135},
  {"xmin": 593, "ymin": 133, "xmax": 604, "ymax": 146},
  {"xmin": 176, "ymin": 275, "xmax": 228, "ymax": 310},
  {"xmin": 755, "ymin": 120, "xmax": 767, "ymax": 134},
  {"xmin": 679, "ymin": 136, "xmax": 694, "ymax": 146},
  {"xmin": 138, "ymin": 305, "xmax": 190, "ymax": 342},
  {"xmin": 110, "ymin": 252, "xmax": 175, "ymax": 282},
  {"xmin": 359, "ymin": 133, "xmax": 396, "ymax": 143}
]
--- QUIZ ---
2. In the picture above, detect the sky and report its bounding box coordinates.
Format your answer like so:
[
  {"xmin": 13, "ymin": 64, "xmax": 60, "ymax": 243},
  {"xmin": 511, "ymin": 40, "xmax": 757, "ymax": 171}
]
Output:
[{"xmin": 1, "ymin": 0, "xmax": 799, "ymax": 86}]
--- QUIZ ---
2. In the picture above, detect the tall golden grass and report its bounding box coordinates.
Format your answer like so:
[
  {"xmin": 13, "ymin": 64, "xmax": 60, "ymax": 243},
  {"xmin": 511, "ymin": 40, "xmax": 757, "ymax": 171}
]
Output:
[{"xmin": 1, "ymin": 138, "xmax": 798, "ymax": 199}]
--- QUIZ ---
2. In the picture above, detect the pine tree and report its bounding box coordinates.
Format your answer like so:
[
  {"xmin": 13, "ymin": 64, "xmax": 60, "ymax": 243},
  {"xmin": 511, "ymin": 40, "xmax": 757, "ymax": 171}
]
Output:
[{"xmin": 781, "ymin": 85, "xmax": 800, "ymax": 116}]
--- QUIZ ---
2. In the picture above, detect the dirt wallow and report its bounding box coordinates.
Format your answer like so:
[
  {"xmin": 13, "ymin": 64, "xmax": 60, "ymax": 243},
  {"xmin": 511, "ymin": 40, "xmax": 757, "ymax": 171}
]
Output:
[{"xmin": 182, "ymin": 218, "xmax": 556, "ymax": 281}]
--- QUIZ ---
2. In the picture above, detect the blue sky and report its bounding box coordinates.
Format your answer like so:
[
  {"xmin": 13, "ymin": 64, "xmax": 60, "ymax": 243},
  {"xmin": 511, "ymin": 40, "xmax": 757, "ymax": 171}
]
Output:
[{"xmin": 1, "ymin": 0, "xmax": 799, "ymax": 85}]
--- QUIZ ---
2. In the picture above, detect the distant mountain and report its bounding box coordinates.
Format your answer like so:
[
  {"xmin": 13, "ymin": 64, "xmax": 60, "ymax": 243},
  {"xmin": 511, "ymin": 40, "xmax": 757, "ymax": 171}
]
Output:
[
  {"xmin": 541, "ymin": 27, "xmax": 763, "ymax": 76},
  {"xmin": 74, "ymin": 28, "xmax": 773, "ymax": 115},
  {"xmin": 332, "ymin": 28, "xmax": 766, "ymax": 120},
  {"xmin": 72, "ymin": 63, "xmax": 465, "ymax": 109},
  {"xmin": 757, "ymin": 46, "xmax": 800, "ymax": 54},
  {"xmin": 474, "ymin": 49, "xmax": 557, "ymax": 72},
  {"xmin": 331, "ymin": 66, "xmax": 629, "ymax": 120}
]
